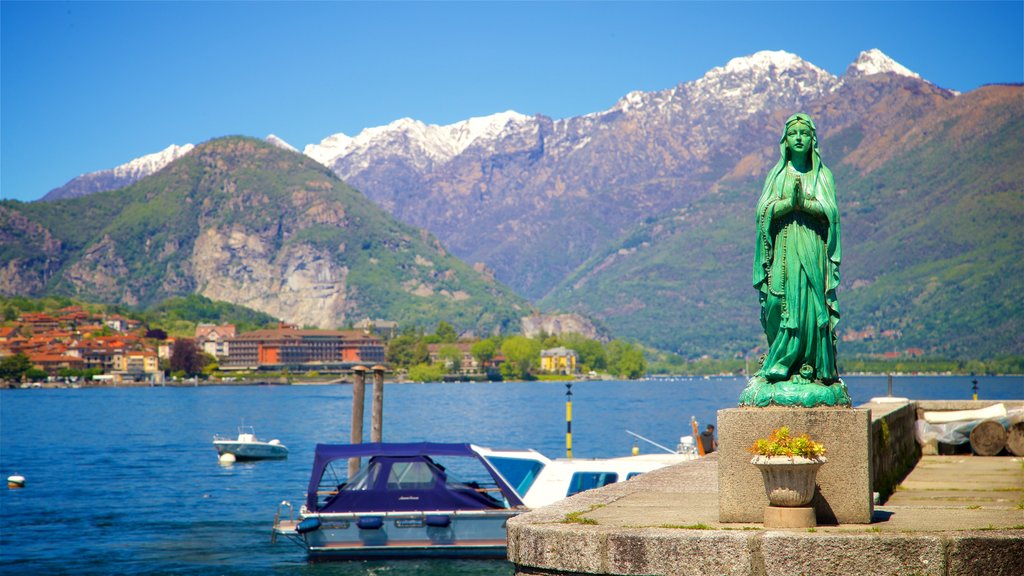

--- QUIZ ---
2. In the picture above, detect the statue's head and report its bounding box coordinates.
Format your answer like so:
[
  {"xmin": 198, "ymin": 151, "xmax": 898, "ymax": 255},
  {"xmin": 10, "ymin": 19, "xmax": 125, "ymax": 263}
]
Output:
[{"xmin": 781, "ymin": 113, "xmax": 817, "ymax": 161}]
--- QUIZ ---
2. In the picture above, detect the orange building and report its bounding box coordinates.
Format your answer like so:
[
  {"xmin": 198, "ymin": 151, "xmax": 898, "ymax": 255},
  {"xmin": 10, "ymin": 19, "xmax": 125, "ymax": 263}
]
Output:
[{"xmin": 224, "ymin": 327, "xmax": 385, "ymax": 370}]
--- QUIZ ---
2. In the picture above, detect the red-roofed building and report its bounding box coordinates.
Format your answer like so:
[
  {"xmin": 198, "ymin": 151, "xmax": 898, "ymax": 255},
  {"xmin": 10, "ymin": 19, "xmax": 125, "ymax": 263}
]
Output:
[
  {"xmin": 0, "ymin": 326, "xmax": 19, "ymax": 342},
  {"xmin": 56, "ymin": 306, "xmax": 91, "ymax": 325},
  {"xmin": 19, "ymin": 313, "xmax": 60, "ymax": 331},
  {"xmin": 195, "ymin": 324, "xmax": 236, "ymax": 358},
  {"xmin": 28, "ymin": 352, "xmax": 85, "ymax": 375}
]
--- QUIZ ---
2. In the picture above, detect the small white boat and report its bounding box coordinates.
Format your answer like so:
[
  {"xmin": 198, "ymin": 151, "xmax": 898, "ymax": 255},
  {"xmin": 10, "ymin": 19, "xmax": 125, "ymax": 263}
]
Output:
[{"xmin": 213, "ymin": 426, "xmax": 288, "ymax": 460}]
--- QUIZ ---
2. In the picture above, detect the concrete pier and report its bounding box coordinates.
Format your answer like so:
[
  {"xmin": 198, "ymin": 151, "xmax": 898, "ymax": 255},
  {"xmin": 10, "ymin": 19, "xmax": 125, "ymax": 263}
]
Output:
[{"xmin": 507, "ymin": 453, "xmax": 1023, "ymax": 575}]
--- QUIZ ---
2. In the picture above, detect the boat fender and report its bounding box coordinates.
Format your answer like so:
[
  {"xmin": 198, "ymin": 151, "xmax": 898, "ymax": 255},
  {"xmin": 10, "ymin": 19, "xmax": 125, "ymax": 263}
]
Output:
[
  {"xmin": 296, "ymin": 517, "xmax": 322, "ymax": 534},
  {"xmin": 357, "ymin": 516, "xmax": 384, "ymax": 530},
  {"xmin": 425, "ymin": 514, "xmax": 451, "ymax": 528}
]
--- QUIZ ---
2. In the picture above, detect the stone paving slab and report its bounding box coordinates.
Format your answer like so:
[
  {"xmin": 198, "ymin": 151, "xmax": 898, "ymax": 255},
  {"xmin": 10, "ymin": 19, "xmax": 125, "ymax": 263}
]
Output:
[{"xmin": 507, "ymin": 454, "xmax": 1024, "ymax": 576}]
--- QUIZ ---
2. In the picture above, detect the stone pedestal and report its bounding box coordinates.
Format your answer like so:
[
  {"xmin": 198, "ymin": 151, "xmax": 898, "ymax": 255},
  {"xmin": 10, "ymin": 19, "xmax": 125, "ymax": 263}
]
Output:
[
  {"xmin": 718, "ymin": 407, "xmax": 873, "ymax": 524},
  {"xmin": 763, "ymin": 506, "xmax": 816, "ymax": 528}
]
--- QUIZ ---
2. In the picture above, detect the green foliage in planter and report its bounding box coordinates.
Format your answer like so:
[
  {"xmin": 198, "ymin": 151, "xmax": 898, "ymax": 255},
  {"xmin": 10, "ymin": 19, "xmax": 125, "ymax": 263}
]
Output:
[{"xmin": 748, "ymin": 426, "xmax": 826, "ymax": 458}]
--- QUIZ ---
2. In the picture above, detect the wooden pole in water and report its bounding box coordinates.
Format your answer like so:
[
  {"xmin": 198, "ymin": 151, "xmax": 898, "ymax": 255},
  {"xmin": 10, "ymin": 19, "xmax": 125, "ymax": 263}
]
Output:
[
  {"xmin": 371, "ymin": 365, "xmax": 385, "ymax": 443},
  {"xmin": 349, "ymin": 366, "xmax": 367, "ymax": 477}
]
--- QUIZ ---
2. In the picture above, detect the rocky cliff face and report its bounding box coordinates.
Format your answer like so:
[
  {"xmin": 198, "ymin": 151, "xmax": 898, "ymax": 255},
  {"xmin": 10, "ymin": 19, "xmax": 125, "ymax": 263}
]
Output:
[
  {"xmin": 189, "ymin": 226, "xmax": 354, "ymax": 329},
  {"xmin": 520, "ymin": 313, "xmax": 609, "ymax": 342},
  {"xmin": 3, "ymin": 137, "xmax": 529, "ymax": 334},
  {"xmin": 0, "ymin": 205, "xmax": 65, "ymax": 294}
]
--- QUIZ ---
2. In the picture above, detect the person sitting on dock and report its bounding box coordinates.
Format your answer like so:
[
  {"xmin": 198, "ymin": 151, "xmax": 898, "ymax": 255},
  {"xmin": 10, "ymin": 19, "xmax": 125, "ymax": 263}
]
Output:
[{"xmin": 699, "ymin": 424, "xmax": 717, "ymax": 454}]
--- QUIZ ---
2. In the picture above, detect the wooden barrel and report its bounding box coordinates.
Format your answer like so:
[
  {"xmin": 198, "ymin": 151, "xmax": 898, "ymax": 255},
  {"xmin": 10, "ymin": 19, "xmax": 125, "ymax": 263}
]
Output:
[
  {"xmin": 1006, "ymin": 422, "xmax": 1024, "ymax": 457},
  {"xmin": 969, "ymin": 420, "xmax": 1007, "ymax": 456}
]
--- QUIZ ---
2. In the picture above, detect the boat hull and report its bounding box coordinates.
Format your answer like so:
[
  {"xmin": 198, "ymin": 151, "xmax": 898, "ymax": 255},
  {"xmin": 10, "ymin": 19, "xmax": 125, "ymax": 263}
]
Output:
[
  {"xmin": 275, "ymin": 509, "xmax": 517, "ymax": 559},
  {"xmin": 213, "ymin": 442, "xmax": 288, "ymax": 460}
]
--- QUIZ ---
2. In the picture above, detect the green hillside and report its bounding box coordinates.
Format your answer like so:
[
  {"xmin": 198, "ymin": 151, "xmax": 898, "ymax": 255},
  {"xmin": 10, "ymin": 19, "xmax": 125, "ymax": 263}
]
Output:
[
  {"xmin": 0, "ymin": 137, "xmax": 529, "ymax": 335},
  {"xmin": 541, "ymin": 86, "xmax": 1024, "ymax": 361}
]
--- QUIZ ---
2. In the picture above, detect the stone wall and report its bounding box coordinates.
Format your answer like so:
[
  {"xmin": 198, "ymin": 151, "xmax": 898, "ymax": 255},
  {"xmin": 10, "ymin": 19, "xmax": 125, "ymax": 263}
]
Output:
[{"xmin": 862, "ymin": 400, "xmax": 920, "ymax": 503}]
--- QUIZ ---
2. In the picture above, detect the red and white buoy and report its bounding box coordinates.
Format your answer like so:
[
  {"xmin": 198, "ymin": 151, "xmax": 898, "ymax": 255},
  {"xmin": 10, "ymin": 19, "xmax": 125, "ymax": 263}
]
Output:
[{"xmin": 7, "ymin": 474, "xmax": 25, "ymax": 489}]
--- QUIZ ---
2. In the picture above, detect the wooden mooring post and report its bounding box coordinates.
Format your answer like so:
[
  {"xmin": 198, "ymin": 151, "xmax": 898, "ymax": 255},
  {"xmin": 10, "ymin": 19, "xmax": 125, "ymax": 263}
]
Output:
[
  {"xmin": 348, "ymin": 366, "xmax": 367, "ymax": 477},
  {"xmin": 371, "ymin": 365, "xmax": 386, "ymax": 443}
]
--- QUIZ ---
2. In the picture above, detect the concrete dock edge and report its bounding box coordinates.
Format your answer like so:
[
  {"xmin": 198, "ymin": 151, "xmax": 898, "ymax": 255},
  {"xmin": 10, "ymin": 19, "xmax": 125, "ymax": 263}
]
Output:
[{"xmin": 507, "ymin": 453, "xmax": 1024, "ymax": 576}]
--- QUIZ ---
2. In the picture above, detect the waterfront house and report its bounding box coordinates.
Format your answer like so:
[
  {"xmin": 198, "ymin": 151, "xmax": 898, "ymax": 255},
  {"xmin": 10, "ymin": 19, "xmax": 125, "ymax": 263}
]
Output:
[
  {"xmin": 540, "ymin": 347, "xmax": 579, "ymax": 375},
  {"xmin": 427, "ymin": 342, "xmax": 480, "ymax": 376},
  {"xmin": 112, "ymin": 349, "xmax": 161, "ymax": 382},
  {"xmin": 195, "ymin": 323, "xmax": 236, "ymax": 359},
  {"xmin": 27, "ymin": 352, "xmax": 85, "ymax": 375}
]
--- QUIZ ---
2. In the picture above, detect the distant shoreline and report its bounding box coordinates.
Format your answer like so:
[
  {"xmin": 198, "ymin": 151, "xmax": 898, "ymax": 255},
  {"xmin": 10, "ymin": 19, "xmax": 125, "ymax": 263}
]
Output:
[{"xmin": 4, "ymin": 372, "xmax": 1021, "ymax": 390}]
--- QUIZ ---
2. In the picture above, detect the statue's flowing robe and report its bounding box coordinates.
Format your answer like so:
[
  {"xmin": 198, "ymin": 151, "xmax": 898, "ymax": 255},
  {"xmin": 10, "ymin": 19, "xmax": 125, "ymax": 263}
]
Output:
[{"xmin": 753, "ymin": 122, "xmax": 841, "ymax": 383}]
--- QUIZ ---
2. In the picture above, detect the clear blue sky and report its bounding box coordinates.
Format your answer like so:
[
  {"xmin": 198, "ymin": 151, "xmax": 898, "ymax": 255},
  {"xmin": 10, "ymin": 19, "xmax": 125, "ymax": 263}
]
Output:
[{"xmin": 2, "ymin": 1, "xmax": 1021, "ymax": 202}]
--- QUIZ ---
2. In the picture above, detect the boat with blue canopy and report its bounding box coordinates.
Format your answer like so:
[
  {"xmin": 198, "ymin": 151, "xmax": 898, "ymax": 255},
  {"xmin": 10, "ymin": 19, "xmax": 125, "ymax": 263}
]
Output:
[{"xmin": 272, "ymin": 442, "xmax": 525, "ymax": 559}]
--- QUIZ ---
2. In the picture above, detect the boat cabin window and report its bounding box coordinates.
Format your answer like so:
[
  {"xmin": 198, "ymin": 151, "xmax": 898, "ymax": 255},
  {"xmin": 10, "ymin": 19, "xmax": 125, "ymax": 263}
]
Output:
[
  {"xmin": 566, "ymin": 472, "xmax": 619, "ymax": 497},
  {"xmin": 343, "ymin": 461, "xmax": 381, "ymax": 491},
  {"xmin": 483, "ymin": 456, "xmax": 545, "ymax": 496},
  {"xmin": 387, "ymin": 461, "xmax": 435, "ymax": 490}
]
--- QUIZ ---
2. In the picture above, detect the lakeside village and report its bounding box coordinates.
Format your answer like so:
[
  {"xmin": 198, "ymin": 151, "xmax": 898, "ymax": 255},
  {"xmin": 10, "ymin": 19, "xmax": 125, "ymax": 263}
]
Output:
[
  {"xmin": 2, "ymin": 302, "xmax": 1020, "ymax": 388},
  {"xmin": 0, "ymin": 305, "xmax": 649, "ymax": 388}
]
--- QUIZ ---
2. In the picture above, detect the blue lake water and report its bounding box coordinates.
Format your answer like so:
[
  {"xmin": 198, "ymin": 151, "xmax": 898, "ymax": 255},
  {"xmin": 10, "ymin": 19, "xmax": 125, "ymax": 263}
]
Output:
[{"xmin": 1, "ymin": 375, "xmax": 1020, "ymax": 575}]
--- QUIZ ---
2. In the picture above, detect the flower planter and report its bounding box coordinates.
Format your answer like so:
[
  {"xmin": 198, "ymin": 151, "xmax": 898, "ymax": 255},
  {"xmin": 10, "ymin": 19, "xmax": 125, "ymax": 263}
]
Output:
[{"xmin": 750, "ymin": 455, "xmax": 827, "ymax": 507}]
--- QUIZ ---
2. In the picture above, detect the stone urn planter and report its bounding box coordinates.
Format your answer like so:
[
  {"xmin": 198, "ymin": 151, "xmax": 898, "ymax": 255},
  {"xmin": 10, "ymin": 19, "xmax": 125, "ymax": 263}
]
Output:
[
  {"xmin": 748, "ymin": 426, "xmax": 827, "ymax": 527},
  {"xmin": 750, "ymin": 454, "xmax": 827, "ymax": 507}
]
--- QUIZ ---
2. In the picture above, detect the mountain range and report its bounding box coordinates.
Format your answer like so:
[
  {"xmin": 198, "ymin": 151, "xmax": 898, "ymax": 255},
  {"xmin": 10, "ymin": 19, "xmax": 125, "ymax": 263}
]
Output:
[{"xmin": 11, "ymin": 49, "xmax": 1024, "ymax": 359}]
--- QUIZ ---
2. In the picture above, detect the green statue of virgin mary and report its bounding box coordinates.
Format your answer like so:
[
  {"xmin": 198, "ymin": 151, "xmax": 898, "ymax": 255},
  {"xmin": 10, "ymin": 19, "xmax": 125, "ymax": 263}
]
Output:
[{"xmin": 739, "ymin": 113, "xmax": 851, "ymax": 407}]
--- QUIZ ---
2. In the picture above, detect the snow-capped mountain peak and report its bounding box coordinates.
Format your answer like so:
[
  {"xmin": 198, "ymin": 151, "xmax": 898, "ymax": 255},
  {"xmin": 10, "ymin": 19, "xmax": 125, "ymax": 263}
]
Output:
[
  {"xmin": 721, "ymin": 50, "xmax": 820, "ymax": 75},
  {"xmin": 111, "ymin": 143, "xmax": 194, "ymax": 179},
  {"xmin": 304, "ymin": 110, "xmax": 531, "ymax": 169},
  {"xmin": 41, "ymin": 143, "xmax": 195, "ymax": 201},
  {"xmin": 265, "ymin": 134, "xmax": 298, "ymax": 153},
  {"xmin": 846, "ymin": 49, "xmax": 920, "ymax": 79},
  {"xmin": 688, "ymin": 50, "xmax": 838, "ymax": 117}
]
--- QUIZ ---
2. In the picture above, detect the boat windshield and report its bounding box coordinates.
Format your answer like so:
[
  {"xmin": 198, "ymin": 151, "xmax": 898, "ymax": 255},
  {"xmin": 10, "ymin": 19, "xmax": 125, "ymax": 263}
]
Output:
[{"xmin": 482, "ymin": 455, "xmax": 546, "ymax": 497}]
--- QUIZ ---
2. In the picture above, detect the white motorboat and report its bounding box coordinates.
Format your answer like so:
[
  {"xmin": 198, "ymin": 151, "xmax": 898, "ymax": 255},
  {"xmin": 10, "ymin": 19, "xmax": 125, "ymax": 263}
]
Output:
[
  {"xmin": 213, "ymin": 425, "xmax": 288, "ymax": 460},
  {"xmin": 475, "ymin": 444, "xmax": 698, "ymax": 508}
]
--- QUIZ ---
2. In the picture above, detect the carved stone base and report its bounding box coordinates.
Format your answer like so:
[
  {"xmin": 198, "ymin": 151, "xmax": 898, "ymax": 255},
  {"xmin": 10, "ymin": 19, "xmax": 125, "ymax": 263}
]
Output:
[
  {"xmin": 739, "ymin": 376, "xmax": 851, "ymax": 407},
  {"xmin": 763, "ymin": 506, "xmax": 816, "ymax": 528}
]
